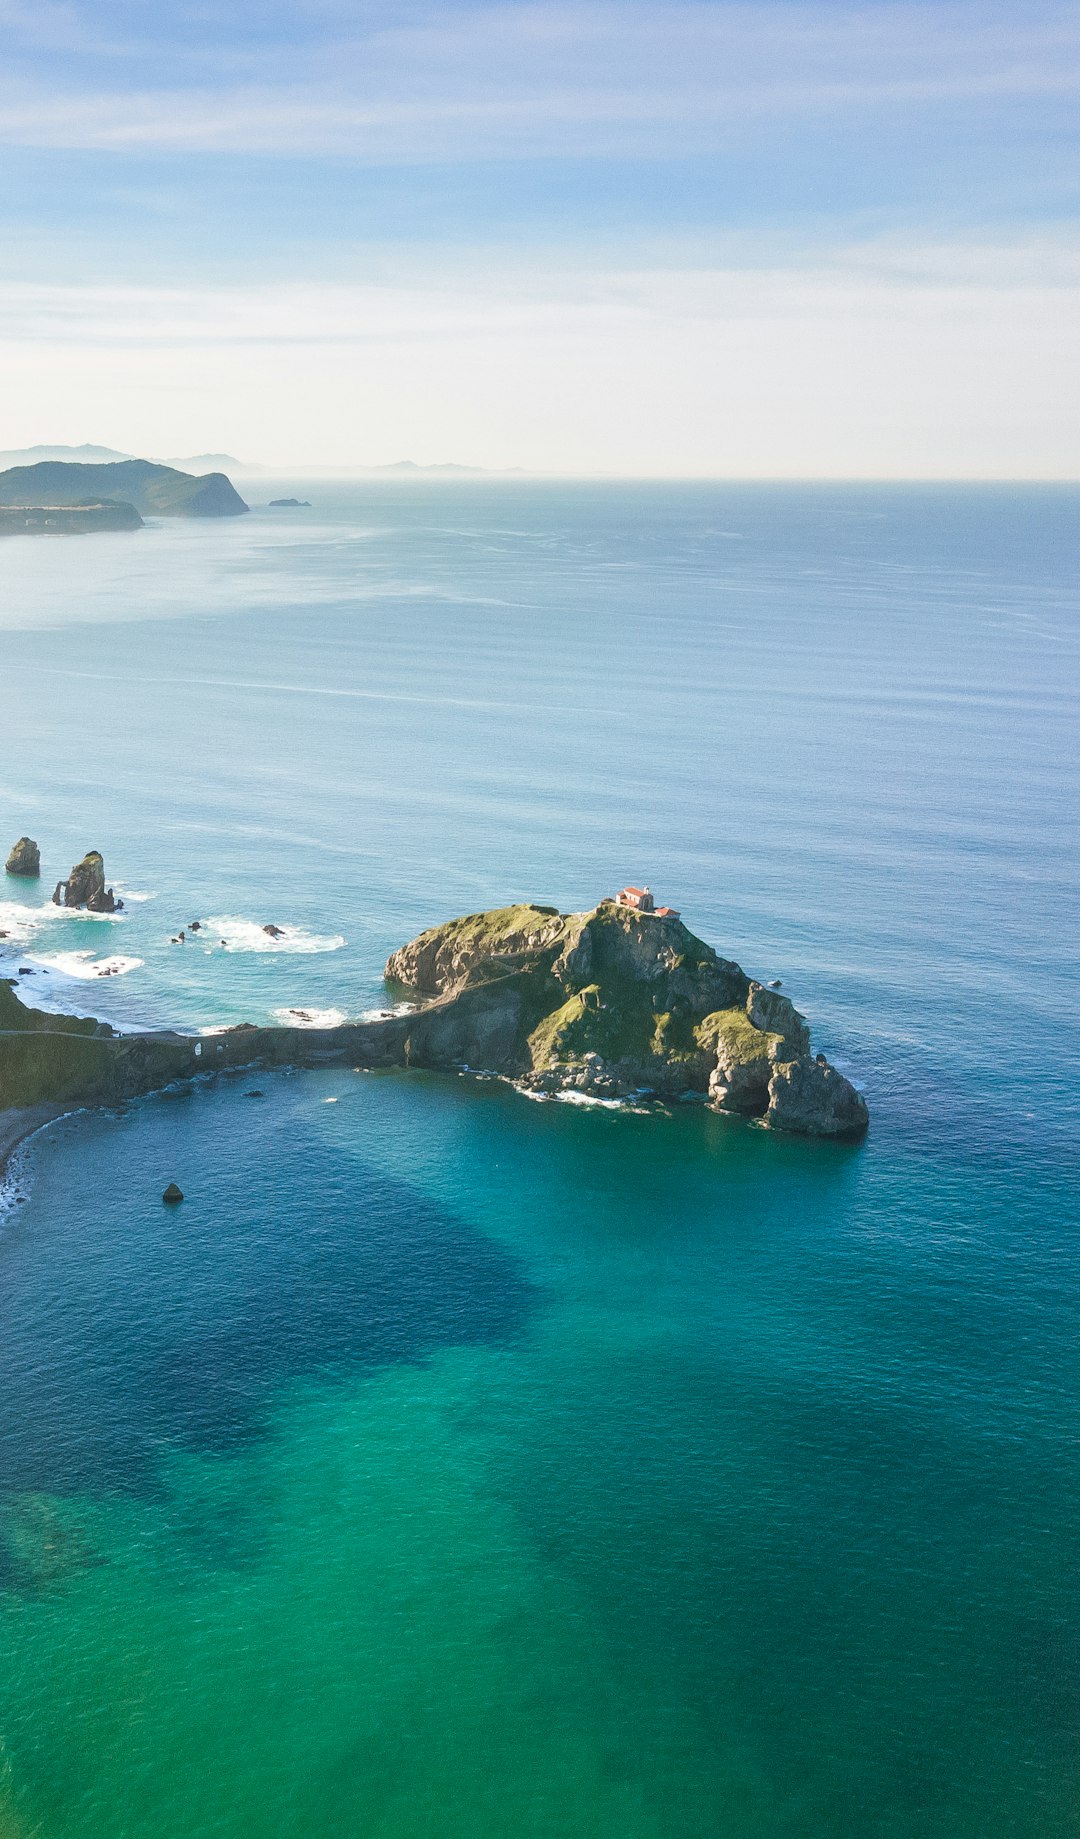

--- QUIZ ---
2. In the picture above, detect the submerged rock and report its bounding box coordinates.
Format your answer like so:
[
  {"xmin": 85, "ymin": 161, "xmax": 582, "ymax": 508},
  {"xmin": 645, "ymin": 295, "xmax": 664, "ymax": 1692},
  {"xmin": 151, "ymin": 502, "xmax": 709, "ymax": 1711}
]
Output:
[
  {"xmin": 5, "ymin": 836, "xmax": 40, "ymax": 877},
  {"xmin": 53, "ymin": 850, "xmax": 122, "ymax": 912}
]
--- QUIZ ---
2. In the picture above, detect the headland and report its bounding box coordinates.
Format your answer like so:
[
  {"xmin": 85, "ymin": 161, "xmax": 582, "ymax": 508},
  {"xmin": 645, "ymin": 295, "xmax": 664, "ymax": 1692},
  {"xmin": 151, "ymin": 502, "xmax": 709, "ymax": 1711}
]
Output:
[{"xmin": 0, "ymin": 895, "xmax": 867, "ymax": 1182}]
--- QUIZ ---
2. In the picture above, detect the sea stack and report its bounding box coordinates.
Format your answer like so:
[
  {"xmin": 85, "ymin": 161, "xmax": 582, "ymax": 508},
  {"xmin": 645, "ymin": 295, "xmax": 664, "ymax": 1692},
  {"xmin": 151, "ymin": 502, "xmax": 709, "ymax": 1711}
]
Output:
[
  {"xmin": 52, "ymin": 850, "xmax": 122, "ymax": 913},
  {"xmin": 5, "ymin": 837, "xmax": 40, "ymax": 877}
]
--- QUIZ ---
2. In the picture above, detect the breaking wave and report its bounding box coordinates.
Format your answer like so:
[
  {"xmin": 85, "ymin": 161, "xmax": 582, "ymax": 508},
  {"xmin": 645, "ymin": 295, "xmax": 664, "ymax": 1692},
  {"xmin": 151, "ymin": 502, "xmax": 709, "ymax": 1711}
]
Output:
[
  {"xmin": 202, "ymin": 917, "xmax": 346, "ymax": 954},
  {"xmin": 271, "ymin": 1006, "xmax": 350, "ymax": 1029},
  {"xmin": 0, "ymin": 900, "xmax": 123, "ymax": 945},
  {"xmin": 18, "ymin": 951, "xmax": 144, "ymax": 984}
]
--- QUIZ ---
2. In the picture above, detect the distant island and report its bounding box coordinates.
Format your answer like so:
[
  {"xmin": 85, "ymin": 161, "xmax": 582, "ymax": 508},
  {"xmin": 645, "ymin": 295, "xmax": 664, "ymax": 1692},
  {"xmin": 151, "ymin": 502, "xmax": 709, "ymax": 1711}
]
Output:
[
  {"xmin": 0, "ymin": 874, "xmax": 867, "ymax": 1152},
  {"xmin": 268, "ymin": 497, "xmax": 311, "ymax": 507},
  {"xmin": 0, "ymin": 459, "xmax": 248, "ymax": 529}
]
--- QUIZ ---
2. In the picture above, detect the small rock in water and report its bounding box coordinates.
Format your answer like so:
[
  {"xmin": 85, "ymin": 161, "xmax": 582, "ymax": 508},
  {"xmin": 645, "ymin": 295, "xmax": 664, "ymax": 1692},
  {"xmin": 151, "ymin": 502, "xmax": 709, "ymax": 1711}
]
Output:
[
  {"xmin": 5, "ymin": 836, "xmax": 40, "ymax": 877},
  {"xmin": 189, "ymin": 920, "xmax": 202, "ymax": 932},
  {"xmin": 769, "ymin": 979, "xmax": 783, "ymax": 988},
  {"xmin": 162, "ymin": 1182, "xmax": 185, "ymax": 1205},
  {"xmin": 243, "ymin": 1089, "xmax": 265, "ymax": 1098},
  {"xmin": 262, "ymin": 923, "xmax": 285, "ymax": 938}
]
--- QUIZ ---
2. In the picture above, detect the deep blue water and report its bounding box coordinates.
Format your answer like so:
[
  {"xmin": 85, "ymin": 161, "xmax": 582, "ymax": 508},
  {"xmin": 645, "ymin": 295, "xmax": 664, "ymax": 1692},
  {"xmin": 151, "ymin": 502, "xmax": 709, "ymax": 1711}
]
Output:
[{"xmin": 0, "ymin": 481, "xmax": 1077, "ymax": 1837}]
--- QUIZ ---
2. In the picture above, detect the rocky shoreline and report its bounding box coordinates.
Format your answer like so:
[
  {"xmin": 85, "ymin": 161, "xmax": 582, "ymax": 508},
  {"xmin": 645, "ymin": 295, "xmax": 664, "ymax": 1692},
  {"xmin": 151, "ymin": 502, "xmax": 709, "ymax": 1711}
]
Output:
[{"xmin": 0, "ymin": 898, "xmax": 868, "ymax": 1156}]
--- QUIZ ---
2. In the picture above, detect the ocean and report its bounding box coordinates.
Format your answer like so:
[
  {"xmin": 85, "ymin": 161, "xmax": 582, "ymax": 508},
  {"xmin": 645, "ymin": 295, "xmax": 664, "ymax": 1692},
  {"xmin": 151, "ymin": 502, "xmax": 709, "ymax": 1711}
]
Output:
[{"xmin": 0, "ymin": 480, "xmax": 1077, "ymax": 1837}]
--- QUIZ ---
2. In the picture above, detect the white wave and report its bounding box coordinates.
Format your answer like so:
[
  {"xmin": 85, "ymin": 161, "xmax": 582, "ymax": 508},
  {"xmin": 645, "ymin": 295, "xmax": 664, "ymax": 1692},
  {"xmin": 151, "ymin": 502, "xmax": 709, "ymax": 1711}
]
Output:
[
  {"xmin": 0, "ymin": 904, "xmax": 38, "ymax": 945},
  {"xmin": 357, "ymin": 1001, "xmax": 416, "ymax": 1021},
  {"xmin": 113, "ymin": 885, "xmax": 156, "ymax": 902},
  {"xmin": 271, "ymin": 1006, "xmax": 348, "ymax": 1029},
  {"xmin": 202, "ymin": 916, "xmax": 345, "ymax": 954},
  {"xmin": 20, "ymin": 950, "xmax": 143, "ymax": 982},
  {"xmin": 510, "ymin": 1079, "xmax": 651, "ymax": 1113},
  {"xmin": 0, "ymin": 899, "xmax": 122, "ymax": 943}
]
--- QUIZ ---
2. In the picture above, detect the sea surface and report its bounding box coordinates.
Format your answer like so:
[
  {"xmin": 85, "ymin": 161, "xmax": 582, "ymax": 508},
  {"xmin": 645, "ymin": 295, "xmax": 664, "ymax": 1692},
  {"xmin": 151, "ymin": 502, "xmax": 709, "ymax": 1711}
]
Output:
[{"xmin": 0, "ymin": 480, "xmax": 1078, "ymax": 1838}]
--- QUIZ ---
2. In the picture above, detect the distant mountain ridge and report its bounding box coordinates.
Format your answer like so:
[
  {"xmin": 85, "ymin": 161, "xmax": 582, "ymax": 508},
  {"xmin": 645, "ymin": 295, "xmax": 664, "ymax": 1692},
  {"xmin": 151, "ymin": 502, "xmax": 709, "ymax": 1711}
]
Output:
[
  {"xmin": 0, "ymin": 460, "xmax": 248, "ymax": 519},
  {"xmin": 0, "ymin": 445, "xmax": 257, "ymax": 474},
  {"xmin": 0, "ymin": 443, "xmax": 134, "ymax": 468}
]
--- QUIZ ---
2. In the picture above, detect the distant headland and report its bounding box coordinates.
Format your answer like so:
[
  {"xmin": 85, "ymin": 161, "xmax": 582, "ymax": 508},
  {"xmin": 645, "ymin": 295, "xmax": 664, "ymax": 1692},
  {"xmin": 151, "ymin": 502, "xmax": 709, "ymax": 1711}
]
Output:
[
  {"xmin": 0, "ymin": 458, "xmax": 248, "ymax": 534},
  {"xmin": 0, "ymin": 856, "xmax": 868, "ymax": 1154}
]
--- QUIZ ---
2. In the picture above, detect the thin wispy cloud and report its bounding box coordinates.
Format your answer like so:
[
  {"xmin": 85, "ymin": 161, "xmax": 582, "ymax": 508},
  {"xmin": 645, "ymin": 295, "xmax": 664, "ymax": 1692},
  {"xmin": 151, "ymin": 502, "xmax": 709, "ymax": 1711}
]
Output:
[
  {"xmin": 0, "ymin": 0, "xmax": 1076, "ymax": 471},
  {"xmin": 0, "ymin": 2, "xmax": 1077, "ymax": 155}
]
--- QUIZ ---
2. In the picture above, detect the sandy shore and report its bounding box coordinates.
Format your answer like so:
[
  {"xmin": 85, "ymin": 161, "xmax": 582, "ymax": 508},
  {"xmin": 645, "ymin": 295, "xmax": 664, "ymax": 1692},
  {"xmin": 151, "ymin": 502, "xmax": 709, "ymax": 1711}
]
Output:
[{"xmin": 0, "ymin": 1104, "xmax": 65, "ymax": 1186}]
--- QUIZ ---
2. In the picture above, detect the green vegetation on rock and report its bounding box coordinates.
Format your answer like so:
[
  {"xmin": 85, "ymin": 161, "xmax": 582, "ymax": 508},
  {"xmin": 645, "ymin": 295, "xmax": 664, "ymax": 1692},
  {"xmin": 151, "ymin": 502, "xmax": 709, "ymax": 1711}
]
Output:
[{"xmin": 0, "ymin": 460, "xmax": 248, "ymax": 519}]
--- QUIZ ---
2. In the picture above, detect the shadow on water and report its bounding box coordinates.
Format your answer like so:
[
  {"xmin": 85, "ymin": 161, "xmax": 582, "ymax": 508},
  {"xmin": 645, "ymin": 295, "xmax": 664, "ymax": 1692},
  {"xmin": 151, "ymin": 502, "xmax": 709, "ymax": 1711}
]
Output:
[{"xmin": 0, "ymin": 1079, "xmax": 537, "ymax": 1514}]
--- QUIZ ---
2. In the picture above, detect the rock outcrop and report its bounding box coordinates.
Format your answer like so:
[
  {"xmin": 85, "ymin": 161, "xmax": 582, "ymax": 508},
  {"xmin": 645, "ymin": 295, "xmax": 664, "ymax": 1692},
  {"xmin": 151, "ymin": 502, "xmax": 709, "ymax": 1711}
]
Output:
[
  {"xmin": 5, "ymin": 837, "xmax": 40, "ymax": 877},
  {"xmin": 385, "ymin": 900, "xmax": 868, "ymax": 1139},
  {"xmin": 52, "ymin": 851, "xmax": 122, "ymax": 913}
]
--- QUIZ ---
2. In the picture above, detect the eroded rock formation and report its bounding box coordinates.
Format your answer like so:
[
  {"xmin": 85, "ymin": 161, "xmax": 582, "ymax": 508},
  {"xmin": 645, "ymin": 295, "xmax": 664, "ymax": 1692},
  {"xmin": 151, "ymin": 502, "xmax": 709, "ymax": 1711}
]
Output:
[{"xmin": 52, "ymin": 851, "xmax": 122, "ymax": 913}]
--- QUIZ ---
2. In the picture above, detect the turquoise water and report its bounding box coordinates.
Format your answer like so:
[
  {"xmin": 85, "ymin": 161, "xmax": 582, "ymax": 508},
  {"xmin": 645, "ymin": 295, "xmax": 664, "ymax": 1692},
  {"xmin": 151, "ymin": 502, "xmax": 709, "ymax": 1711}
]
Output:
[{"xmin": 0, "ymin": 482, "xmax": 1078, "ymax": 1836}]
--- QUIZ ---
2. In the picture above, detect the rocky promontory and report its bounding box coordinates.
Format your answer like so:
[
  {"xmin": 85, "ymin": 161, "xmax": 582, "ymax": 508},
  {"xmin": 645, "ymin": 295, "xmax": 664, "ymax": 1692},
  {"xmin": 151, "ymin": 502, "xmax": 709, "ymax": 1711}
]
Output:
[
  {"xmin": 0, "ymin": 897, "xmax": 867, "ymax": 1144},
  {"xmin": 385, "ymin": 900, "xmax": 868, "ymax": 1137},
  {"xmin": 5, "ymin": 837, "xmax": 40, "ymax": 877}
]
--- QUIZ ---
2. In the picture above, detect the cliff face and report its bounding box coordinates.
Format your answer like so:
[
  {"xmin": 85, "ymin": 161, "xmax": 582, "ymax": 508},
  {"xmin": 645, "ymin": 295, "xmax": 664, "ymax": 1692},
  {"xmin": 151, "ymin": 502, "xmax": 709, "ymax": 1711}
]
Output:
[
  {"xmin": 0, "ymin": 460, "xmax": 248, "ymax": 518},
  {"xmin": 386, "ymin": 901, "xmax": 868, "ymax": 1138}
]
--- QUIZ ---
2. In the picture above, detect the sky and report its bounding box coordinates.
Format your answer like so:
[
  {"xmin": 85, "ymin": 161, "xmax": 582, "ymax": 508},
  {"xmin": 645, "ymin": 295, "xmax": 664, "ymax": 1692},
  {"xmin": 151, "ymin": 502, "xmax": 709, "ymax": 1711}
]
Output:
[{"xmin": 0, "ymin": 0, "xmax": 1077, "ymax": 474}]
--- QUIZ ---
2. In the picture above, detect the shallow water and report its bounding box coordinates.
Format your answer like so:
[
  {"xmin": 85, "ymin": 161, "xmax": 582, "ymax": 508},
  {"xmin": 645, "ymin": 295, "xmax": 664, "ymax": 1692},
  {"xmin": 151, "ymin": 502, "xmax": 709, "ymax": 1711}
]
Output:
[{"xmin": 0, "ymin": 481, "xmax": 1078, "ymax": 1836}]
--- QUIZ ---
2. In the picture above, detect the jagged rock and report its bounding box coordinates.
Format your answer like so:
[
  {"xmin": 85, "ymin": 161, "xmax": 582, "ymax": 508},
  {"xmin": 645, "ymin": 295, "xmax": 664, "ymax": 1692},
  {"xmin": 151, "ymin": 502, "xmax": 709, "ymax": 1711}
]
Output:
[
  {"xmin": 746, "ymin": 982, "xmax": 810, "ymax": 1056},
  {"xmin": 5, "ymin": 837, "xmax": 40, "ymax": 877},
  {"xmin": 765, "ymin": 1056, "xmax": 869, "ymax": 1140},
  {"xmin": 262, "ymin": 924, "xmax": 285, "ymax": 938},
  {"xmin": 52, "ymin": 851, "xmax": 121, "ymax": 912},
  {"xmin": 162, "ymin": 1182, "xmax": 184, "ymax": 1204}
]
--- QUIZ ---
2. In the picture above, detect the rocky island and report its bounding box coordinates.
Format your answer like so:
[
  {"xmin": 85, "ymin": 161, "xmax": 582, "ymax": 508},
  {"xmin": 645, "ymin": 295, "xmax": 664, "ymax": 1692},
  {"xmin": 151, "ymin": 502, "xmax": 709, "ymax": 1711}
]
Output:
[
  {"xmin": 383, "ymin": 897, "xmax": 867, "ymax": 1136},
  {"xmin": 0, "ymin": 891, "xmax": 867, "ymax": 1147}
]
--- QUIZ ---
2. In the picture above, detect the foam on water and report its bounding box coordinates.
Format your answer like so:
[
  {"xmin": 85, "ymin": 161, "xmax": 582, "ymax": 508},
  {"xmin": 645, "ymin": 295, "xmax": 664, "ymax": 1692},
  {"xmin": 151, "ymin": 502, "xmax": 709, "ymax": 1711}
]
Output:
[
  {"xmin": 271, "ymin": 1006, "xmax": 350, "ymax": 1028},
  {"xmin": 203, "ymin": 916, "xmax": 346, "ymax": 954},
  {"xmin": 0, "ymin": 899, "xmax": 123, "ymax": 944},
  {"xmin": 23, "ymin": 951, "xmax": 143, "ymax": 982}
]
